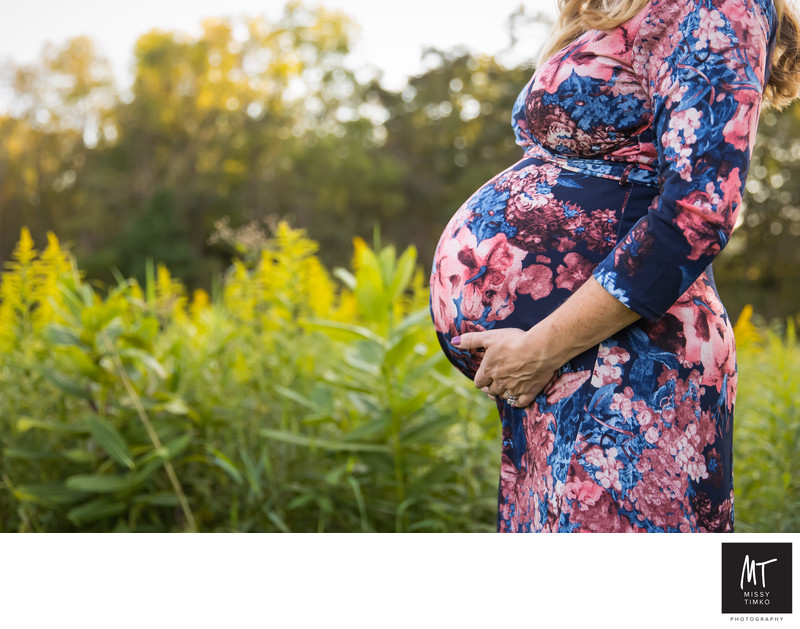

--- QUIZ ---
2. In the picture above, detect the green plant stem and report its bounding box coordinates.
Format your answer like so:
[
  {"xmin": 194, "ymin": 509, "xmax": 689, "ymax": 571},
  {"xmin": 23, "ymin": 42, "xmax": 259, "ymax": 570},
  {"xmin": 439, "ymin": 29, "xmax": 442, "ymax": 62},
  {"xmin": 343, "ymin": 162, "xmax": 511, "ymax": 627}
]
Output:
[
  {"xmin": 99, "ymin": 329, "xmax": 198, "ymax": 532},
  {"xmin": 2, "ymin": 473, "xmax": 39, "ymax": 532},
  {"xmin": 383, "ymin": 364, "xmax": 406, "ymax": 522}
]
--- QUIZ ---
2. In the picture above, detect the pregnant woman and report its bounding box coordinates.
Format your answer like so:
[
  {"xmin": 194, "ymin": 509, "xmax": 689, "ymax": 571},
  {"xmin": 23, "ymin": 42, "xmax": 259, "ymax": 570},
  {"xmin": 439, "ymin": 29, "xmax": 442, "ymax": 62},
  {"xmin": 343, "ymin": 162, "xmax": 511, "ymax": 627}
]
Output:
[{"xmin": 429, "ymin": 0, "xmax": 800, "ymax": 532}]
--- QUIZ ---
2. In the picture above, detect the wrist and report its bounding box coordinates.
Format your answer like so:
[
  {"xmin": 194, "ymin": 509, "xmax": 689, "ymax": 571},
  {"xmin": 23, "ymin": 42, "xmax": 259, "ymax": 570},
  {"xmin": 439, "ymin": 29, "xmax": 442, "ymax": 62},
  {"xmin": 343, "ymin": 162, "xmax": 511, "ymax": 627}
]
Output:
[{"xmin": 522, "ymin": 317, "xmax": 574, "ymax": 370}]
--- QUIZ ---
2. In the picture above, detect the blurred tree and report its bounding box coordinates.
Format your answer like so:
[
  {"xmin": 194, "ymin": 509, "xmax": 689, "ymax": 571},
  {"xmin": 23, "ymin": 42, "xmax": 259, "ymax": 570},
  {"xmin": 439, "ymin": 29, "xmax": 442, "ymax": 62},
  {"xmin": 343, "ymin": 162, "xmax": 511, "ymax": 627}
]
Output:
[
  {"xmin": 0, "ymin": 2, "xmax": 378, "ymax": 290},
  {"xmin": 370, "ymin": 49, "xmax": 534, "ymax": 268},
  {"xmin": 0, "ymin": 35, "xmax": 115, "ymax": 259},
  {"xmin": 88, "ymin": 1, "xmax": 372, "ymax": 287},
  {"xmin": 113, "ymin": 187, "xmax": 196, "ymax": 281},
  {"xmin": 0, "ymin": 1, "xmax": 797, "ymax": 319},
  {"xmin": 715, "ymin": 101, "xmax": 800, "ymax": 321}
]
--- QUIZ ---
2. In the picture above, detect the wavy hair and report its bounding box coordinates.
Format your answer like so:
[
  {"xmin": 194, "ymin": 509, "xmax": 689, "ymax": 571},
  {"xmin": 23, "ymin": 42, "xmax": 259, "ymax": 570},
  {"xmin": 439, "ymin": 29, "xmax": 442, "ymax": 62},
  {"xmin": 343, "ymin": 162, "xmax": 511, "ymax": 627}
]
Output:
[{"xmin": 537, "ymin": 0, "xmax": 800, "ymax": 110}]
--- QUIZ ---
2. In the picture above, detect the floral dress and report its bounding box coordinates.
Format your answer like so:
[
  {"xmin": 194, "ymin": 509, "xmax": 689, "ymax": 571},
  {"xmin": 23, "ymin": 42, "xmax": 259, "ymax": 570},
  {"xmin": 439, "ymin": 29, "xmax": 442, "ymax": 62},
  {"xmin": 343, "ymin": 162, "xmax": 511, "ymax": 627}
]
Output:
[{"xmin": 428, "ymin": 0, "xmax": 778, "ymax": 532}]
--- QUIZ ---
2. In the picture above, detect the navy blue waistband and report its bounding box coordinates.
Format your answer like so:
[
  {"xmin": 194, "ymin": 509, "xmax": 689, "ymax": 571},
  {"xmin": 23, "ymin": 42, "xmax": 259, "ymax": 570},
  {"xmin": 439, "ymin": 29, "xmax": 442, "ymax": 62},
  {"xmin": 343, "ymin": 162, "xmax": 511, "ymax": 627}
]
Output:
[{"xmin": 523, "ymin": 142, "xmax": 659, "ymax": 189}]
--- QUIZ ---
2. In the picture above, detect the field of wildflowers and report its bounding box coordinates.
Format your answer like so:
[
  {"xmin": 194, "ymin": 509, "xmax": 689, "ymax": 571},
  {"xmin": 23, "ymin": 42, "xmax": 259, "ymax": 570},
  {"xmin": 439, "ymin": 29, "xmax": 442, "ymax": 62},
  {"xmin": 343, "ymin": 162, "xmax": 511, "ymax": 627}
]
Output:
[{"xmin": 0, "ymin": 227, "xmax": 796, "ymax": 532}]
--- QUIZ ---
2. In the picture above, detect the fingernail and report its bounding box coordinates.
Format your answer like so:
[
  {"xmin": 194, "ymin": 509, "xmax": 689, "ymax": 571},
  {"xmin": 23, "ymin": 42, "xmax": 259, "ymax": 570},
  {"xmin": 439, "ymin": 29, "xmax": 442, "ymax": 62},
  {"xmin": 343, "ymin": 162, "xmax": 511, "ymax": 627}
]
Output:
[{"xmin": 451, "ymin": 336, "xmax": 461, "ymax": 346}]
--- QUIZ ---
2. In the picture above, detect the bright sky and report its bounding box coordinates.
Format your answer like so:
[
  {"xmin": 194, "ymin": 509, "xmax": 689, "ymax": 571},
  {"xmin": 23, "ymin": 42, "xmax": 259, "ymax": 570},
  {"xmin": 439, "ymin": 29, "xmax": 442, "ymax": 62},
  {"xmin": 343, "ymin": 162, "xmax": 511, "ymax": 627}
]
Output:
[{"xmin": 0, "ymin": 0, "xmax": 556, "ymax": 93}]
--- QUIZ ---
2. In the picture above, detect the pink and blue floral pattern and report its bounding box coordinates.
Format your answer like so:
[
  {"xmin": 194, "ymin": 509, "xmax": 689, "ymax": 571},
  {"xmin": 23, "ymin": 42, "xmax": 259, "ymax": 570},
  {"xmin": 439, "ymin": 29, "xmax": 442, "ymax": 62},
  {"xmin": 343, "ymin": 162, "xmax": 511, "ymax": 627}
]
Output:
[{"xmin": 429, "ymin": 0, "xmax": 777, "ymax": 532}]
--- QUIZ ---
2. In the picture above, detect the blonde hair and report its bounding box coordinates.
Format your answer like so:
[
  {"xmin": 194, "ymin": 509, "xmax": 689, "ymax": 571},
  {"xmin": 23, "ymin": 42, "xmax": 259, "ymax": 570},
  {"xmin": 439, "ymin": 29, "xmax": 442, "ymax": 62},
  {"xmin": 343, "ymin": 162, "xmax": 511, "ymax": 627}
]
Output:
[{"xmin": 538, "ymin": 0, "xmax": 800, "ymax": 110}]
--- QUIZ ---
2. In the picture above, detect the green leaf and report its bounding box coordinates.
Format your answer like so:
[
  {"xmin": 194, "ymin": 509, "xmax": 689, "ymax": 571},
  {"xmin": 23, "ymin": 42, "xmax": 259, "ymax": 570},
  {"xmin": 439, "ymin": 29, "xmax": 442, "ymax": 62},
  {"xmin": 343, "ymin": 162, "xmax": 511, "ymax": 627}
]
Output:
[
  {"xmin": 239, "ymin": 446, "xmax": 263, "ymax": 497},
  {"xmin": 377, "ymin": 244, "xmax": 397, "ymax": 285},
  {"xmin": 132, "ymin": 493, "xmax": 180, "ymax": 507},
  {"xmin": 287, "ymin": 493, "xmax": 316, "ymax": 510},
  {"xmin": 16, "ymin": 417, "xmax": 89, "ymax": 435},
  {"xmin": 58, "ymin": 282, "xmax": 88, "ymax": 320},
  {"xmin": 355, "ymin": 264, "xmax": 387, "ymax": 322},
  {"xmin": 133, "ymin": 457, "xmax": 166, "ymax": 484},
  {"xmin": 56, "ymin": 345, "xmax": 102, "ymax": 379},
  {"xmin": 79, "ymin": 283, "xmax": 96, "ymax": 307},
  {"xmin": 259, "ymin": 448, "xmax": 275, "ymax": 483},
  {"xmin": 394, "ymin": 390, "xmax": 434, "ymax": 418},
  {"xmin": 300, "ymin": 318, "xmax": 385, "ymax": 345},
  {"xmin": 117, "ymin": 347, "xmax": 168, "ymax": 380},
  {"xmin": 3, "ymin": 448, "xmax": 62, "ymax": 461},
  {"xmin": 120, "ymin": 317, "xmax": 160, "ymax": 348},
  {"xmin": 316, "ymin": 496, "xmax": 334, "ymax": 514},
  {"xmin": 101, "ymin": 316, "xmax": 125, "ymax": 345},
  {"xmin": 343, "ymin": 349, "xmax": 382, "ymax": 376},
  {"xmin": 343, "ymin": 390, "xmax": 380, "ymax": 416},
  {"xmin": 358, "ymin": 237, "xmax": 381, "ymax": 275},
  {"xmin": 388, "ymin": 245, "xmax": 417, "ymax": 302},
  {"xmin": 85, "ymin": 416, "xmax": 135, "ymax": 470},
  {"xmin": 273, "ymin": 384, "xmax": 321, "ymax": 411},
  {"xmin": 162, "ymin": 433, "xmax": 193, "ymax": 459},
  {"xmin": 332, "ymin": 267, "xmax": 357, "ymax": 290},
  {"xmin": 317, "ymin": 373, "xmax": 374, "ymax": 394},
  {"xmin": 265, "ymin": 509, "xmax": 291, "ymax": 533},
  {"xmin": 43, "ymin": 323, "xmax": 89, "ymax": 349},
  {"xmin": 67, "ymin": 498, "xmax": 127, "ymax": 525},
  {"xmin": 348, "ymin": 477, "xmax": 369, "ymax": 533},
  {"xmin": 208, "ymin": 447, "xmax": 244, "ymax": 485},
  {"xmin": 300, "ymin": 413, "xmax": 336, "ymax": 425},
  {"xmin": 160, "ymin": 398, "xmax": 191, "ymax": 416},
  {"xmin": 340, "ymin": 414, "xmax": 392, "ymax": 442},
  {"xmin": 39, "ymin": 367, "xmax": 92, "ymax": 400},
  {"xmin": 260, "ymin": 428, "xmax": 390, "ymax": 453},
  {"xmin": 406, "ymin": 519, "xmax": 448, "ymax": 532},
  {"xmin": 390, "ymin": 306, "xmax": 431, "ymax": 339},
  {"xmin": 65, "ymin": 474, "xmax": 139, "ymax": 493},
  {"xmin": 385, "ymin": 328, "xmax": 425, "ymax": 365},
  {"xmin": 399, "ymin": 415, "xmax": 457, "ymax": 445},
  {"xmin": 132, "ymin": 433, "xmax": 194, "ymax": 483},
  {"xmin": 406, "ymin": 350, "xmax": 450, "ymax": 382},
  {"xmin": 13, "ymin": 483, "xmax": 89, "ymax": 506},
  {"xmin": 63, "ymin": 449, "xmax": 96, "ymax": 464}
]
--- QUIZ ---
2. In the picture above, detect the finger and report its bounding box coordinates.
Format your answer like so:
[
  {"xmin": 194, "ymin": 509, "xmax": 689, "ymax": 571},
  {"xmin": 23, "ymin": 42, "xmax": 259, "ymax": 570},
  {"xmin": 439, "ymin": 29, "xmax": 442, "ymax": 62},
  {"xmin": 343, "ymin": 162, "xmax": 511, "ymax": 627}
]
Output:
[
  {"xmin": 489, "ymin": 382, "xmax": 507, "ymax": 398},
  {"xmin": 481, "ymin": 386, "xmax": 496, "ymax": 400},
  {"xmin": 484, "ymin": 386, "xmax": 505, "ymax": 398},
  {"xmin": 475, "ymin": 374, "xmax": 493, "ymax": 390},
  {"xmin": 474, "ymin": 366, "xmax": 492, "ymax": 390},
  {"xmin": 512, "ymin": 394, "xmax": 535, "ymax": 409},
  {"xmin": 451, "ymin": 332, "xmax": 489, "ymax": 350}
]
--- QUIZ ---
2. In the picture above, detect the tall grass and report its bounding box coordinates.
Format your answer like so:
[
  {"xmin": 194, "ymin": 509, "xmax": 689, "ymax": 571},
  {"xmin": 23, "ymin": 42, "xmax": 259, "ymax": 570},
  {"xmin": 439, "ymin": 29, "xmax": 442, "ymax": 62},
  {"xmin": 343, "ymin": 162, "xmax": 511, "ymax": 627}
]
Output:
[
  {"xmin": 732, "ymin": 306, "xmax": 800, "ymax": 532},
  {"xmin": 0, "ymin": 226, "xmax": 796, "ymax": 532},
  {"xmin": 0, "ymin": 225, "xmax": 498, "ymax": 532}
]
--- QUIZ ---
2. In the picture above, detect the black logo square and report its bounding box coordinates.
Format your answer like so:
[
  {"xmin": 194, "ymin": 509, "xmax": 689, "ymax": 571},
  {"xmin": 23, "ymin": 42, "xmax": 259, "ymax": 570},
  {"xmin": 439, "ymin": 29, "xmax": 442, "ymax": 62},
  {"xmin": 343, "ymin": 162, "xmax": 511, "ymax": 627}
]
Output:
[{"xmin": 722, "ymin": 543, "xmax": 792, "ymax": 614}]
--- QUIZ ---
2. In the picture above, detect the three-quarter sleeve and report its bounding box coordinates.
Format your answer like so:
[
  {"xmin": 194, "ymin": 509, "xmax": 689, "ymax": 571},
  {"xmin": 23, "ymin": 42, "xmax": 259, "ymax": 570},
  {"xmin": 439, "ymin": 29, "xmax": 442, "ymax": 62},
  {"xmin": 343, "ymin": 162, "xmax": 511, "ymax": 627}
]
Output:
[{"xmin": 592, "ymin": 0, "xmax": 777, "ymax": 319}]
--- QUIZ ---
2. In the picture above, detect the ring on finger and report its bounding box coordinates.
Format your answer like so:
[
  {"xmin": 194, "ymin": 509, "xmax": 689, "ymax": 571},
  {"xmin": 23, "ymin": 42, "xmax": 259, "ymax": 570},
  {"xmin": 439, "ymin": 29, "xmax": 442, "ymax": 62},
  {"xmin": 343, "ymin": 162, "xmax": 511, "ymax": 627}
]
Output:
[{"xmin": 503, "ymin": 389, "xmax": 519, "ymax": 403}]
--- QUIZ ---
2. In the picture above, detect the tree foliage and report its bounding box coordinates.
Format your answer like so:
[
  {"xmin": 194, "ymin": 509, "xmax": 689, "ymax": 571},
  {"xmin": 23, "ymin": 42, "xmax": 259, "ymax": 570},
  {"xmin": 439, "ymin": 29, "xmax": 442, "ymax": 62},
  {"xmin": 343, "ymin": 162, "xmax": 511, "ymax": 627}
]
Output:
[{"xmin": 0, "ymin": 0, "xmax": 797, "ymax": 320}]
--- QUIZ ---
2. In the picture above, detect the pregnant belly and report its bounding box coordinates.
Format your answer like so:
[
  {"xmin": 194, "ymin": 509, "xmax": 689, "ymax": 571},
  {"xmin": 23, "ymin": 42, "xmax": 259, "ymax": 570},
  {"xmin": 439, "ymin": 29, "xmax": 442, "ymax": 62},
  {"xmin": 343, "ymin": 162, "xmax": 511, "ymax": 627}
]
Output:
[{"xmin": 429, "ymin": 154, "xmax": 652, "ymax": 378}]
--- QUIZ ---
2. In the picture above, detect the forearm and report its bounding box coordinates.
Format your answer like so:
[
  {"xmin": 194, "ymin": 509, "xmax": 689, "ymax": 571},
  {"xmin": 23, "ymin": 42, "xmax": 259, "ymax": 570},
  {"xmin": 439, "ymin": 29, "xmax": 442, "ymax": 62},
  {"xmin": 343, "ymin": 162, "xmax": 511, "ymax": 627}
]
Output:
[{"xmin": 522, "ymin": 275, "xmax": 641, "ymax": 367}]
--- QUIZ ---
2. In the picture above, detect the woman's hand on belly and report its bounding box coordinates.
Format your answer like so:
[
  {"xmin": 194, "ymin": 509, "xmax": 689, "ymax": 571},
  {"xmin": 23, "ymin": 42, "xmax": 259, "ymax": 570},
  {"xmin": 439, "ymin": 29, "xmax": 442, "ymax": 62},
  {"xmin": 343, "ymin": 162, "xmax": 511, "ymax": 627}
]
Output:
[
  {"xmin": 452, "ymin": 276, "xmax": 643, "ymax": 407},
  {"xmin": 452, "ymin": 327, "xmax": 562, "ymax": 408}
]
